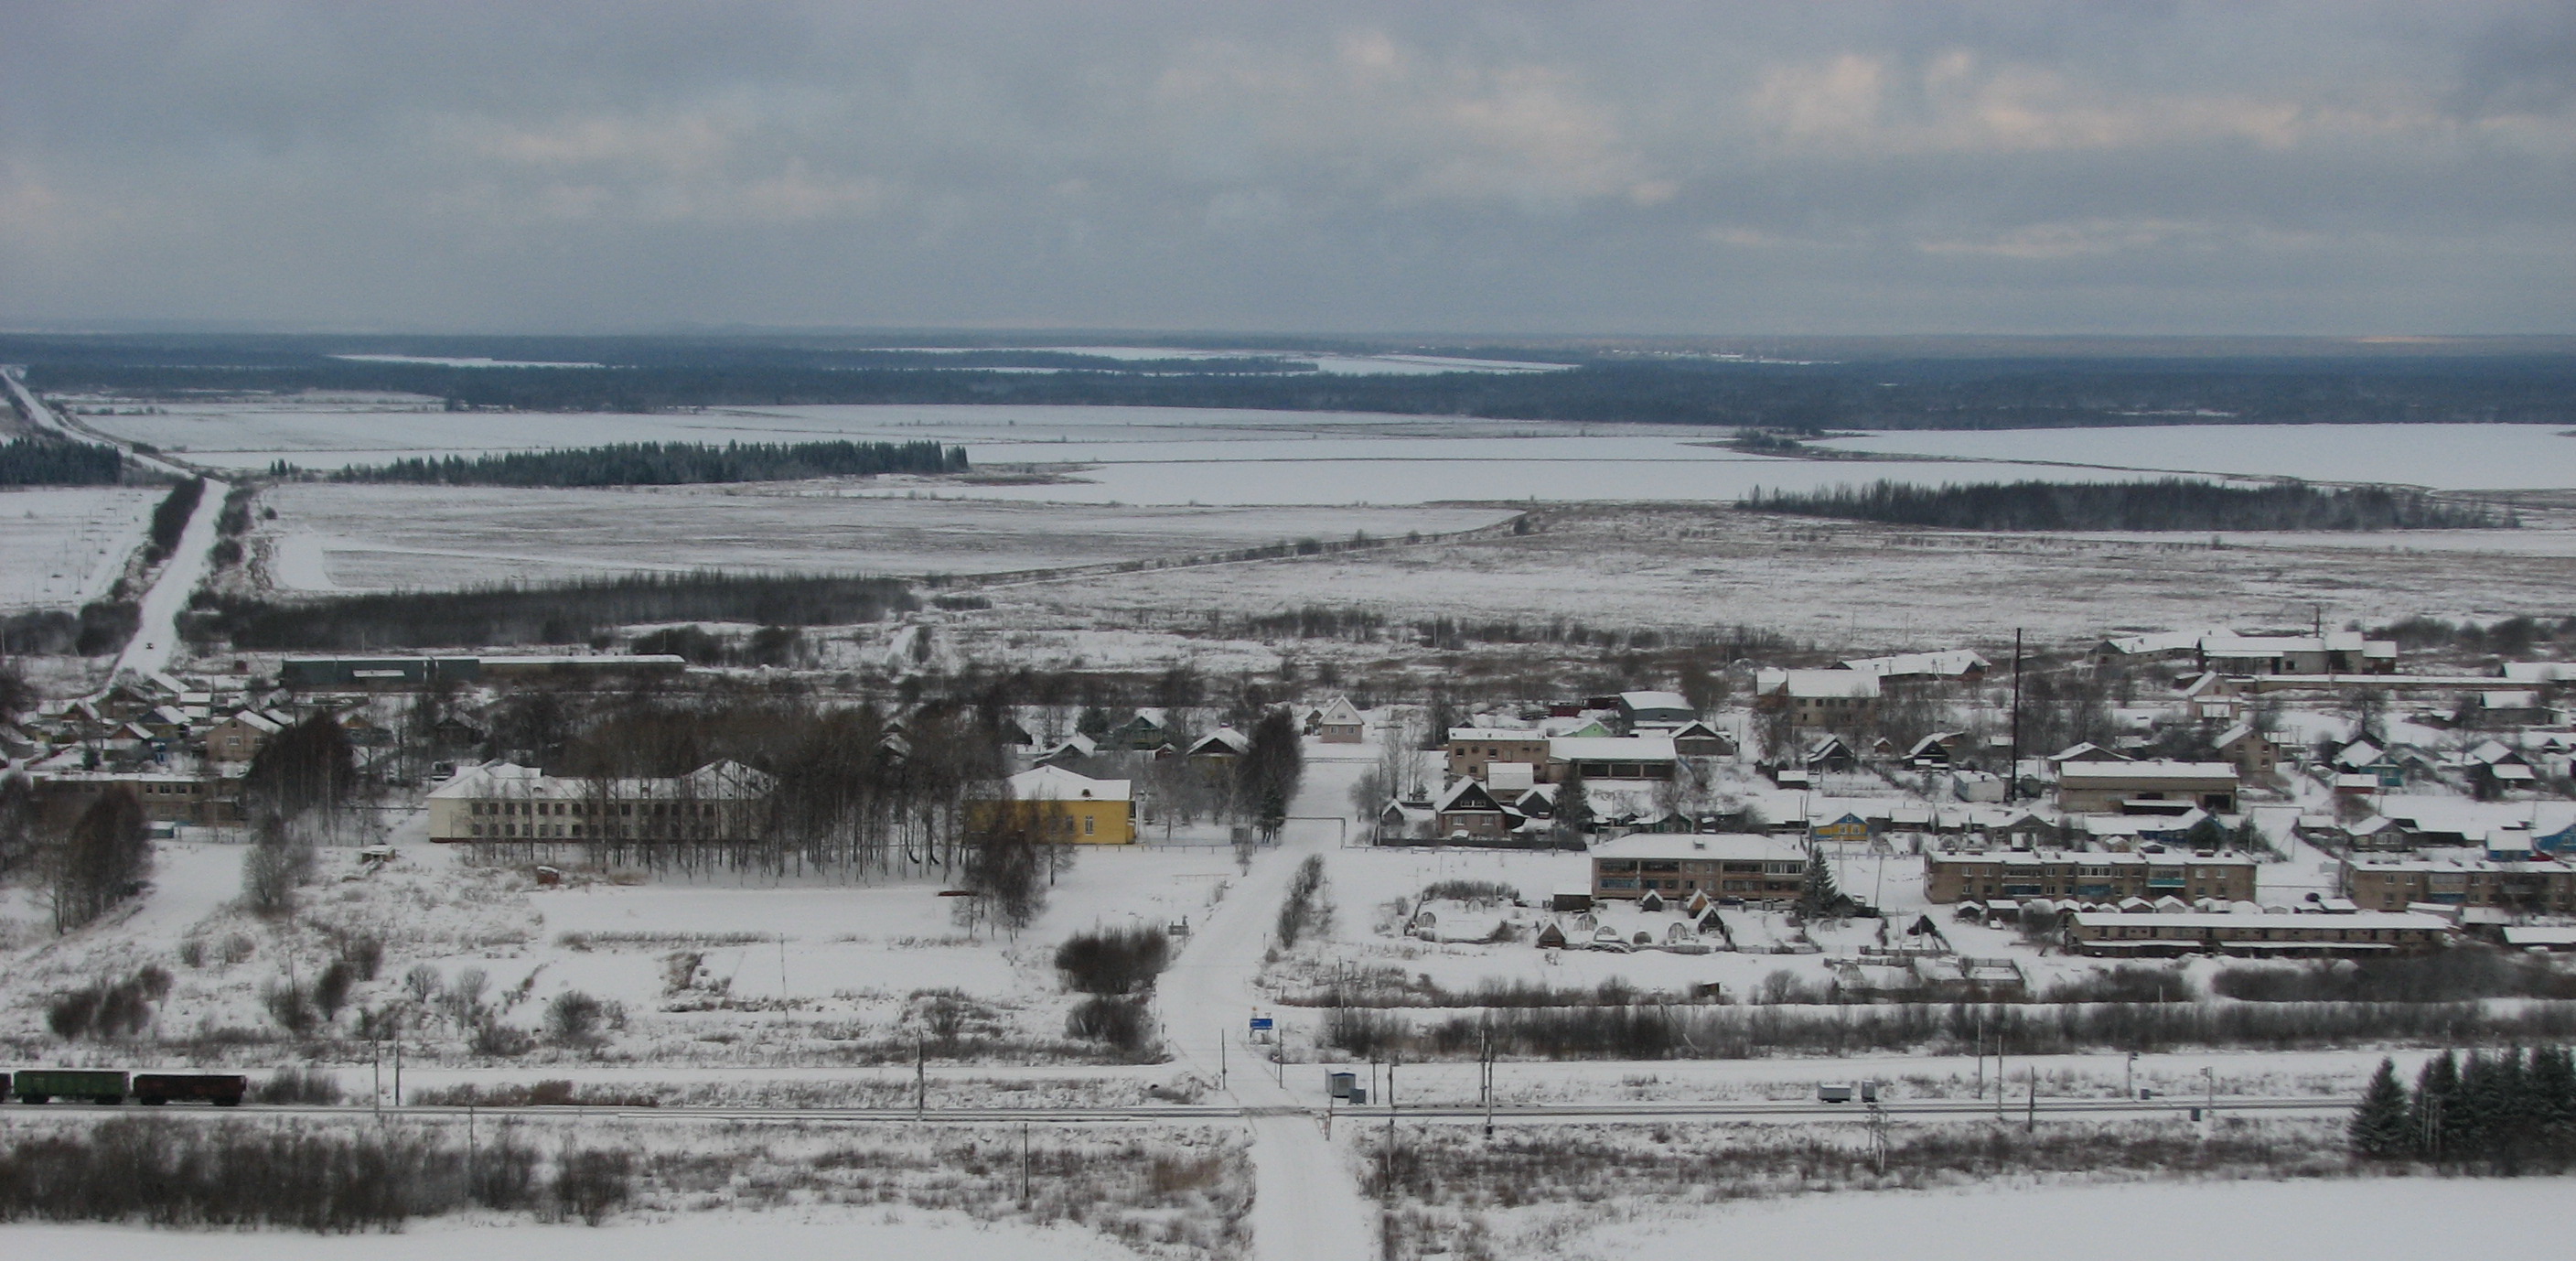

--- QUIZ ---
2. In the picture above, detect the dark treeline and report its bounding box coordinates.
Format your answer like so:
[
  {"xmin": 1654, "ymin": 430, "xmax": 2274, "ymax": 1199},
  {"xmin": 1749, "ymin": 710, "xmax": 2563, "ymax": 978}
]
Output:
[
  {"xmin": 0, "ymin": 436, "xmax": 123, "ymax": 485},
  {"xmin": 2371, "ymin": 613, "xmax": 2576, "ymax": 656},
  {"xmin": 0, "ymin": 1116, "xmax": 628, "ymax": 1231},
  {"xmin": 335, "ymin": 439, "xmax": 966, "ymax": 487},
  {"xmin": 1, "ymin": 599, "xmax": 141, "ymax": 656},
  {"xmin": 21, "ymin": 336, "xmax": 2576, "ymax": 428},
  {"xmin": 2351, "ymin": 1047, "xmax": 2576, "ymax": 1172},
  {"xmin": 1325, "ymin": 998, "xmax": 2576, "ymax": 1061},
  {"xmin": 1742, "ymin": 478, "xmax": 2506, "ymax": 532},
  {"xmin": 143, "ymin": 477, "xmax": 204, "ymax": 563},
  {"xmin": 1205, "ymin": 602, "xmax": 1803, "ymax": 658},
  {"xmin": 181, "ymin": 572, "xmax": 917, "ymax": 651}
]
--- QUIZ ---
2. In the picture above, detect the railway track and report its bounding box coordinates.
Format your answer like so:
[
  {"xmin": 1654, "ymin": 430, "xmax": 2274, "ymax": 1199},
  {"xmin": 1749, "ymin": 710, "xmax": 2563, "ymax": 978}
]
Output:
[{"xmin": 0, "ymin": 1094, "xmax": 2355, "ymax": 1126}]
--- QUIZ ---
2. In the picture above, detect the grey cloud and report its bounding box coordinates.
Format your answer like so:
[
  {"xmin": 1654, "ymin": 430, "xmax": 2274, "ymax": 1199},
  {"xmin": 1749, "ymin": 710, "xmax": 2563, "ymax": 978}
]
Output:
[{"xmin": 0, "ymin": 1, "xmax": 2570, "ymax": 334}]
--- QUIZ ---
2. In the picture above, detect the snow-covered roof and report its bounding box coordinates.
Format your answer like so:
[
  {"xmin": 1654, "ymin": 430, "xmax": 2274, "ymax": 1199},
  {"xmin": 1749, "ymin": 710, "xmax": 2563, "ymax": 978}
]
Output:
[
  {"xmin": 1615, "ymin": 690, "xmax": 1691, "ymax": 713},
  {"xmin": 429, "ymin": 760, "xmax": 774, "ymax": 802},
  {"xmin": 2502, "ymin": 662, "xmax": 2576, "ymax": 684},
  {"xmin": 1757, "ymin": 668, "xmax": 1881, "ymax": 700},
  {"xmin": 1189, "ymin": 728, "xmax": 1250, "ymax": 756},
  {"xmin": 1551, "ymin": 735, "xmax": 1677, "ymax": 762},
  {"xmin": 1839, "ymin": 650, "xmax": 1989, "ymax": 679},
  {"xmin": 1589, "ymin": 833, "xmax": 1805, "ymax": 863},
  {"xmin": 1315, "ymin": 696, "xmax": 1363, "ymax": 726},
  {"xmin": 2068, "ymin": 910, "xmax": 2450, "ymax": 932},
  {"xmin": 1004, "ymin": 764, "xmax": 1131, "ymax": 803},
  {"xmin": 2058, "ymin": 760, "xmax": 2237, "ymax": 785},
  {"xmin": 1449, "ymin": 727, "xmax": 1546, "ymax": 743}
]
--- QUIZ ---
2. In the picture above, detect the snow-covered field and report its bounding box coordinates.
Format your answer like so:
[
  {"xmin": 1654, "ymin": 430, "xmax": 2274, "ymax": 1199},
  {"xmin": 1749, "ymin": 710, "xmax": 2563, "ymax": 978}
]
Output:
[
  {"xmin": 78, "ymin": 398, "xmax": 2160, "ymax": 504},
  {"xmin": 985, "ymin": 502, "xmax": 2576, "ymax": 651},
  {"xmin": 1584, "ymin": 1175, "xmax": 2574, "ymax": 1261},
  {"xmin": 1816, "ymin": 422, "xmax": 2576, "ymax": 491},
  {"xmin": 255, "ymin": 483, "xmax": 1514, "ymax": 591},
  {"xmin": 0, "ymin": 485, "xmax": 158, "ymax": 609}
]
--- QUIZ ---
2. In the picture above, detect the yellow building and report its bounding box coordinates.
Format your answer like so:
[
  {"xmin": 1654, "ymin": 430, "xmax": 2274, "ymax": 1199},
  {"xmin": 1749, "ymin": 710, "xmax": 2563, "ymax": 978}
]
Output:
[{"xmin": 989, "ymin": 765, "xmax": 1135, "ymax": 844}]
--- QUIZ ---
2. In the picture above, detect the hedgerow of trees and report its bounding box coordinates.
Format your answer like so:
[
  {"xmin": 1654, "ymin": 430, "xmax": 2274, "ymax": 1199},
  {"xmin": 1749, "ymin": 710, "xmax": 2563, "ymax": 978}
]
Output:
[
  {"xmin": 142, "ymin": 476, "xmax": 205, "ymax": 564},
  {"xmin": 1741, "ymin": 478, "xmax": 2507, "ymax": 532},
  {"xmin": 182, "ymin": 571, "xmax": 917, "ymax": 651},
  {"xmin": 335, "ymin": 439, "xmax": 966, "ymax": 487}
]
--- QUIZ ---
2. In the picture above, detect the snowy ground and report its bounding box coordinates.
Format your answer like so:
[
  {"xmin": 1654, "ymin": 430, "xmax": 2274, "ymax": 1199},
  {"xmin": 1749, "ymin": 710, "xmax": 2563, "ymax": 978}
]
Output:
[
  {"xmin": 78, "ymin": 397, "xmax": 2163, "ymax": 503},
  {"xmin": 981, "ymin": 501, "xmax": 2576, "ymax": 651},
  {"xmin": 1581, "ymin": 1175, "xmax": 2575, "ymax": 1261},
  {"xmin": 253, "ymin": 483, "xmax": 1512, "ymax": 591},
  {"xmin": 0, "ymin": 485, "xmax": 158, "ymax": 609}
]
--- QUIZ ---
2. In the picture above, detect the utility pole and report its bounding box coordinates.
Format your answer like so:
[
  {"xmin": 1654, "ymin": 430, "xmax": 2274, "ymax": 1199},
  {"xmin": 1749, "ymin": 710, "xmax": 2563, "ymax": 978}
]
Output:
[
  {"xmin": 1973, "ymin": 1009, "xmax": 1984, "ymax": 1097},
  {"xmin": 917, "ymin": 1038, "xmax": 927, "ymax": 1119},
  {"xmin": 2025, "ymin": 1068, "xmax": 2036, "ymax": 1134},
  {"xmin": 392, "ymin": 1043, "xmax": 402, "ymax": 1107},
  {"xmin": 1219, "ymin": 1029, "xmax": 1227, "ymax": 1091},
  {"xmin": 1020, "ymin": 1122, "xmax": 1031, "ymax": 1202},
  {"xmin": 1481, "ymin": 1025, "xmax": 1496, "ymax": 1141},
  {"xmin": 2126, "ymin": 1052, "xmax": 2138, "ymax": 1102}
]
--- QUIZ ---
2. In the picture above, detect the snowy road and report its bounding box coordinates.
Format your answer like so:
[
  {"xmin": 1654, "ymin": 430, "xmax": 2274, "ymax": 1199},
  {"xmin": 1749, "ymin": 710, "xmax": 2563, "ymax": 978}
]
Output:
[
  {"xmin": 1159, "ymin": 750, "xmax": 1379, "ymax": 1261},
  {"xmin": 5, "ymin": 366, "xmax": 231, "ymax": 686},
  {"xmin": 111, "ymin": 473, "xmax": 227, "ymax": 683}
]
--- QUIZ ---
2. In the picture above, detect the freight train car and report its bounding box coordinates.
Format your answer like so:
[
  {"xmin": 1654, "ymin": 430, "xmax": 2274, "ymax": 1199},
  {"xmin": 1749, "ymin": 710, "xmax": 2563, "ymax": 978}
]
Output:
[
  {"xmin": 10, "ymin": 1070, "xmax": 129, "ymax": 1104},
  {"xmin": 132, "ymin": 1073, "xmax": 248, "ymax": 1106}
]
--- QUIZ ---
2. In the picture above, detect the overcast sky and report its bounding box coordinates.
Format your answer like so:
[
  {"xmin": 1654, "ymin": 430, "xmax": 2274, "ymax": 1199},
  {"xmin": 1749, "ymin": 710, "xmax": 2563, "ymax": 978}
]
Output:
[{"xmin": 2, "ymin": 1, "xmax": 2571, "ymax": 336}]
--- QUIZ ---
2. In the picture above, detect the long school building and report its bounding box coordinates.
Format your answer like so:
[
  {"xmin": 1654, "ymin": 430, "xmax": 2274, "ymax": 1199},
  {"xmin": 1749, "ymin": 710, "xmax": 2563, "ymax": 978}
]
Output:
[
  {"xmin": 1590, "ymin": 833, "xmax": 1809, "ymax": 901},
  {"xmin": 426, "ymin": 760, "xmax": 776, "ymax": 848},
  {"xmin": 1926, "ymin": 849, "xmax": 2259, "ymax": 904}
]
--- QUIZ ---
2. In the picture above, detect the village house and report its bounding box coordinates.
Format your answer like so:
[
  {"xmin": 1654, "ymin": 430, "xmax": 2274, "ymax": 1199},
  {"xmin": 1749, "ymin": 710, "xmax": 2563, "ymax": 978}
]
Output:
[
  {"xmin": 1661, "ymin": 719, "xmax": 1736, "ymax": 758},
  {"xmin": 2062, "ymin": 910, "xmax": 2453, "ymax": 957},
  {"xmin": 1927, "ymin": 848, "xmax": 2258, "ymax": 904},
  {"xmin": 1445, "ymin": 728, "xmax": 1552, "ymax": 782},
  {"xmin": 2196, "ymin": 631, "xmax": 2397, "ymax": 676},
  {"xmin": 1614, "ymin": 690, "xmax": 1696, "ymax": 728},
  {"xmin": 2213, "ymin": 723, "xmax": 2281, "ymax": 781},
  {"xmin": 202, "ymin": 710, "xmax": 285, "ymax": 763},
  {"xmin": 1589, "ymin": 833, "xmax": 1809, "ymax": 901},
  {"xmin": 1315, "ymin": 696, "xmax": 1365, "ymax": 744},
  {"xmin": 1755, "ymin": 668, "xmax": 1882, "ymax": 730},
  {"xmin": 1430, "ymin": 777, "xmax": 1513, "ymax": 842},
  {"xmin": 427, "ymin": 760, "xmax": 776, "ymax": 846},
  {"xmin": 1550, "ymin": 734, "xmax": 1678, "ymax": 782},
  {"xmin": 2056, "ymin": 760, "xmax": 2239, "ymax": 814}
]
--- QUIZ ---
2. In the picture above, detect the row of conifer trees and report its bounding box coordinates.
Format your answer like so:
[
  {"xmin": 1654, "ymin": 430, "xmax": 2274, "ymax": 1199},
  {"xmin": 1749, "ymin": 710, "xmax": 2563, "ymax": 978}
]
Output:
[{"xmin": 2349, "ymin": 1046, "xmax": 2576, "ymax": 1172}]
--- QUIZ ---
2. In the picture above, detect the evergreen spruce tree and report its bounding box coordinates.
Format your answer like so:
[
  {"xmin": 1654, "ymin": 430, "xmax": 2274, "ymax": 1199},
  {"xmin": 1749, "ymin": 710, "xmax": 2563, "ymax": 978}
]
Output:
[
  {"xmin": 2410, "ymin": 1051, "xmax": 2462, "ymax": 1165},
  {"xmin": 2531, "ymin": 1045, "xmax": 2576, "ymax": 1169},
  {"xmin": 1798, "ymin": 842, "xmax": 1842, "ymax": 919},
  {"xmin": 2349, "ymin": 1058, "xmax": 2413, "ymax": 1161},
  {"xmin": 1552, "ymin": 764, "xmax": 1594, "ymax": 848}
]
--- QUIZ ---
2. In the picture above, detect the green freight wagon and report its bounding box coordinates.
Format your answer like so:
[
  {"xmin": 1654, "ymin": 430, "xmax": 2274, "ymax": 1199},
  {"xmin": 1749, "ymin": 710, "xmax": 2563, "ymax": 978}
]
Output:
[{"xmin": 12, "ymin": 1069, "xmax": 129, "ymax": 1104}]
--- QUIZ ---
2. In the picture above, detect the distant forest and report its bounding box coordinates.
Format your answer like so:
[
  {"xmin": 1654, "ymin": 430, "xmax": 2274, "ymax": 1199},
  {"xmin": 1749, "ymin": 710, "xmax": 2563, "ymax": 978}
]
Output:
[
  {"xmin": 13, "ymin": 333, "xmax": 2576, "ymax": 430},
  {"xmin": 334, "ymin": 440, "xmax": 966, "ymax": 487},
  {"xmin": 1739, "ymin": 478, "xmax": 2511, "ymax": 532},
  {"xmin": 182, "ymin": 571, "xmax": 918, "ymax": 651},
  {"xmin": 0, "ymin": 436, "xmax": 124, "ymax": 486}
]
